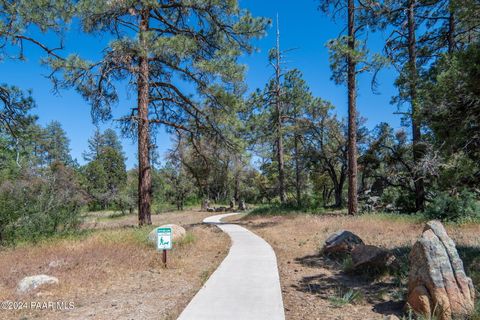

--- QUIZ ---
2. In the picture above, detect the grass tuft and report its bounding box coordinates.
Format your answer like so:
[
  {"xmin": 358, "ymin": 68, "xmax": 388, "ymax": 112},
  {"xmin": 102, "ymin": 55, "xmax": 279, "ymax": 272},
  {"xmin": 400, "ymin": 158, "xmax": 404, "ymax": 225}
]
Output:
[
  {"xmin": 12, "ymin": 229, "xmax": 94, "ymax": 248},
  {"xmin": 341, "ymin": 256, "xmax": 354, "ymax": 273},
  {"xmin": 359, "ymin": 212, "xmax": 427, "ymax": 224},
  {"xmin": 328, "ymin": 287, "xmax": 364, "ymax": 308},
  {"xmin": 97, "ymin": 227, "xmax": 152, "ymax": 247},
  {"xmin": 199, "ymin": 268, "xmax": 215, "ymax": 285},
  {"xmin": 471, "ymin": 299, "xmax": 480, "ymax": 320},
  {"xmin": 177, "ymin": 232, "xmax": 196, "ymax": 246}
]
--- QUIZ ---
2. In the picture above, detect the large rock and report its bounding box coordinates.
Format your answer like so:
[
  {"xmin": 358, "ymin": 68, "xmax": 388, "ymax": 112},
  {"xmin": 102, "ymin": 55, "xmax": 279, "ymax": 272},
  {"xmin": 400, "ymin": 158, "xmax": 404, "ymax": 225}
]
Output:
[
  {"xmin": 17, "ymin": 275, "xmax": 59, "ymax": 294},
  {"xmin": 351, "ymin": 244, "xmax": 397, "ymax": 272},
  {"xmin": 407, "ymin": 220, "xmax": 475, "ymax": 320},
  {"xmin": 322, "ymin": 230, "xmax": 364, "ymax": 255},
  {"xmin": 148, "ymin": 224, "xmax": 186, "ymax": 245}
]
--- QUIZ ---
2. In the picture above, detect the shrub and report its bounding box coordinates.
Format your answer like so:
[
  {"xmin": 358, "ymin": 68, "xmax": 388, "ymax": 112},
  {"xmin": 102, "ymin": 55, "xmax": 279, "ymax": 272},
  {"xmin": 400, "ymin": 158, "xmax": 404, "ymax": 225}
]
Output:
[
  {"xmin": 425, "ymin": 190, "xmax": 479, "ymax": 222},
  {"xmin": 0, "ymin": 164, "xmax": 87, "ymax": 244}
]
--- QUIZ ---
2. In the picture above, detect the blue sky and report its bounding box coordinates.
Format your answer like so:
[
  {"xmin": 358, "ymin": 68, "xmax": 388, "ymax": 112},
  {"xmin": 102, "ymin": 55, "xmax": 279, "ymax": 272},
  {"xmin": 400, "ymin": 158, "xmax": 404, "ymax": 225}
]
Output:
[{"xmin": 0, "ymin": 0, "xmax": 402, "ymax": 169}]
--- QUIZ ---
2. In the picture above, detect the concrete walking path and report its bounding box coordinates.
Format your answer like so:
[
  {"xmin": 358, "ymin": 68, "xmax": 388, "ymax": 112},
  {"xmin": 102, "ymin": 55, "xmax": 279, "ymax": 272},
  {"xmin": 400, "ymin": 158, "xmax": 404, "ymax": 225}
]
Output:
[{"xmin": 177, "ymin": 212, "xmax": 285, "ymax": 320}]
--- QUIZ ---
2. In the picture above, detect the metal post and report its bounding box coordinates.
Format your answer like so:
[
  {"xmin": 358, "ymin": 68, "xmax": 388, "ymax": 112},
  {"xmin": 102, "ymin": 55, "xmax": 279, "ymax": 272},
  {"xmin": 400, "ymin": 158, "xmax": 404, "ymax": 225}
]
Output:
[{"xmin": 162, "ymin": 249, "xmax": 167, "ymax": 268}]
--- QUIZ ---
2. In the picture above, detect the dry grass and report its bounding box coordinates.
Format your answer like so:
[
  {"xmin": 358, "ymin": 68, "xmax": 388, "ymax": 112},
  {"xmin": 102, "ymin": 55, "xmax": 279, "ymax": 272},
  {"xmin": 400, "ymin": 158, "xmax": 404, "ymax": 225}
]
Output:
[
  {"xmin": 0, "ymin": 210, "xmax": 229, "ymax": 320},
  {"xmin": 82, "ymin": 209, "xmax": 219, "ymax": 230},
  {"xmin": 228, "ymin": 212, "xmax": 480, "ymax": 320}
]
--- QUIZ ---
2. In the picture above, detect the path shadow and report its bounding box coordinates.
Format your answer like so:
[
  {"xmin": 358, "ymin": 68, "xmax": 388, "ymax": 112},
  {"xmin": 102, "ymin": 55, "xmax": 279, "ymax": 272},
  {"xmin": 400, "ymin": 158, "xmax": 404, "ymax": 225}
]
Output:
[
  {"xmin": 295, "ymin": 253, "xmax": 341, "ymax": 269},
  {"xmin": 294, "ymin": 251, "xmax": 408, "ymax": 317},
  {"xmin": 293, "ymin": 242, "xmax": 480, "ymax": 318}
]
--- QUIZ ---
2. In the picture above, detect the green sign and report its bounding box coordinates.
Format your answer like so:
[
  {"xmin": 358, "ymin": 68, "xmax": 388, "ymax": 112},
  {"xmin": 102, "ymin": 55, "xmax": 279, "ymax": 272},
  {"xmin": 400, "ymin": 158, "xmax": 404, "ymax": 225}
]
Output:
[{"xmin": 157, "ymin": 227, "xmax": 172, "ymax": 250}]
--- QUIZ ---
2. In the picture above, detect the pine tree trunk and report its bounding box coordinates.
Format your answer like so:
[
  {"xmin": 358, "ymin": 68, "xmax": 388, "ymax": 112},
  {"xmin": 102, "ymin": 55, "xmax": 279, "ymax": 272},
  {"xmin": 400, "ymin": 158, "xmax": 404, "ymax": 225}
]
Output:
[
  {"xmin": 347, "ymin": 0, "xmax": 358, "ymax": 216},
  {"xmin": 276, "ymin": 119, "xmax": 286, "ymax": 204},
  {"xmin": 294, "ymin": 134, "xmax": 301, "ymax": 207},
  {"xmin": 137, "ymin": 9, "xmax": 152, "ymax": 226},
  {"xmin": 447, "ymin": 6, "xmax": 455, "ymax": 53},
  {"xmin": 234, "ymin": 170, "xmax": 240, "ymax": 202},
  {"xmin": 275, "ymin": 17, "xmax": 286, "ymax": 204},
  {"xmin": 407, "ymin": 0, "xmax": 425, "ymax": 212}
]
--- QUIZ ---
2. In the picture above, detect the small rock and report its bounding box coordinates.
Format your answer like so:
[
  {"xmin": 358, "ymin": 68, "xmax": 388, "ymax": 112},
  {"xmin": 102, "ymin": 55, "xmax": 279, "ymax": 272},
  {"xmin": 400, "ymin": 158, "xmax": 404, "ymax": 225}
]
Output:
[
  {"xmin": 17, "ymin": 275, "xmax": 59, "ymax": 294},
  {"xmin": 322, "ymin": 230, "xmax": 364, "ymax": 255},
  {"xmin": 48, "ymin": 259, "xmax": 66, "ymax": 269},
  {"xmin": 351, "ymin": 245, "xmax": 397, "ymax": 272},
  {"xmin": 147, "ymin": 224, "xmax": 186, "ymax": 245}
]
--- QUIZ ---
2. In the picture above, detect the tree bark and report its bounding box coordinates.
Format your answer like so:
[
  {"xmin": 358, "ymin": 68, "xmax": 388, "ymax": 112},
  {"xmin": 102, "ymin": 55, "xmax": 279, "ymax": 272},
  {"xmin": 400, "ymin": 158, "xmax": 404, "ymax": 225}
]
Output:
[
  {"xmin": 294, "ymin": 134, "xmax": 301, "ymax": 206},
  {"xmin": 407, "ymin": 0, "xmax": 425, "ymax": 212},
  {"xmin": 234, "ymin": 169, "xmax": 240, "ymax": 202},
  {"xmin": 334, "ymin": 185, "xmax": 343, "ymax": 208},
  {"xmin": 276, "ymin": 120, "xmax": 286, "ymax": 204},
  {"xmin": 275, "ymin": 16, "xmax": 286, "ymax": 204},
  {"xmin": 137, "ymin": 9, "xmax": 152, "ymax": 225},
  {"xmin": 447, "ymin": 5, "xmax": 455, "ymax": 54},
  {"xmin": 347, "ymin": 0, "xmax": 358, "ymax": 216}
]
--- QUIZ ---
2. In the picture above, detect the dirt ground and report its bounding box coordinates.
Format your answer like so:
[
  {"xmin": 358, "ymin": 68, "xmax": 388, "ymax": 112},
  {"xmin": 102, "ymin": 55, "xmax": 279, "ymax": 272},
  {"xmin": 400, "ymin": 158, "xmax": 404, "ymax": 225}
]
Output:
[
  {"xmin": 225, "ymin": 213, "xmax": 480, "ymax": 320},
  {"xmin": 0, "ymin": 210, "xmax": 229, "ymax": 320}
]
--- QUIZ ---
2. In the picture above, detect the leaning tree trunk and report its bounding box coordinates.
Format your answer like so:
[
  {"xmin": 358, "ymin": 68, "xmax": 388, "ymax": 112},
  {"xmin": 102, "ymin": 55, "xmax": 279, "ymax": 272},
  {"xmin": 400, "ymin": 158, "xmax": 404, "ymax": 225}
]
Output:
[
  {"xmin": 407, "ymin": 0, "xmax": 425, "ymax": 212},
  {"xmin": 137, "ymin": 9, "xmax": 152, "ymax": 226},
  {"xmin": 347, "ymin": 0, "xmax": 358, "ymax": 216}
]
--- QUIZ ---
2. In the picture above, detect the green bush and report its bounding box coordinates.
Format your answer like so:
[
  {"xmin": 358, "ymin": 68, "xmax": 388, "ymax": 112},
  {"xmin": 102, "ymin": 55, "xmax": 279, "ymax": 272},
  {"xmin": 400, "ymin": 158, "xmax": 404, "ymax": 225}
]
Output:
[
  {"xmin": 379, "ymin": 187, "xmax": 417, "ymax": 213},
  {"xmin": 0, "ymin": 164, "xmax": 87, "ymax": 244},
  {"xmin": 425, "ymin": 190, "xmax": 479, "ymax": 222}
]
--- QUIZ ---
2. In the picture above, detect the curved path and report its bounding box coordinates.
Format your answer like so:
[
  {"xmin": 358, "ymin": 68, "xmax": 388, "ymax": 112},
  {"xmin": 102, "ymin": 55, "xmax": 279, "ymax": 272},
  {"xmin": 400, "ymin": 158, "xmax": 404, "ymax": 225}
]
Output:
[{"xmin": 177, "ymin": 213, "xmax": 285, "ymax": 320}]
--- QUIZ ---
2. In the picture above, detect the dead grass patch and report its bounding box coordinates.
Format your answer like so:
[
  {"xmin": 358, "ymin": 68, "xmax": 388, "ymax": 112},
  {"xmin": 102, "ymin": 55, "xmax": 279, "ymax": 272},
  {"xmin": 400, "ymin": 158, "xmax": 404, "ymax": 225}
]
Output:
[
  {"xmin": 0, "ymin": 210, "xmax": 229, "ymax": 320},
  {"xmin": 82, "ymin": 209, "xmax": 220, "ymax": 230},
  {"xmin": 232, "ymin": 213, "xmax": 480, "ymax": 320}
]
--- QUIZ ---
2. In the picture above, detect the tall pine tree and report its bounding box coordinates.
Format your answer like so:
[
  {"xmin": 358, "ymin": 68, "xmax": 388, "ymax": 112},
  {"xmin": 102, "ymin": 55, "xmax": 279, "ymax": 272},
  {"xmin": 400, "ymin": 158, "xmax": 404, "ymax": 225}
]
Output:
[
  {"xmin": 49, "ymin": 0, "xmax": 268, "ymax": 225},
  {"xmin": 319, "ymin": 0, "xmax": 385, "ymax": 214}
]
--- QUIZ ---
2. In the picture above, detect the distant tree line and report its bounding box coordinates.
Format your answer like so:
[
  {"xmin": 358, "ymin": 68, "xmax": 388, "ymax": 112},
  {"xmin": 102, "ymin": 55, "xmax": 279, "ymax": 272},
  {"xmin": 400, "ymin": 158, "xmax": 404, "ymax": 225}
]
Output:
[{"xmin": 1, "ymin": 0, "xmax": 479, "ymax": 244}]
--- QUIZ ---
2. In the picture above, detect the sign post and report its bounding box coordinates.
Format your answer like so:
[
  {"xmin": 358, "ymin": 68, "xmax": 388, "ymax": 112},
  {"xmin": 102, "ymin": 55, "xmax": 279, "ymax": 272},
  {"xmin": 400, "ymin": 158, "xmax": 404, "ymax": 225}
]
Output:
[{"xmin": 156, "ymin": 227, "xmax": 172, "ymax": 267}]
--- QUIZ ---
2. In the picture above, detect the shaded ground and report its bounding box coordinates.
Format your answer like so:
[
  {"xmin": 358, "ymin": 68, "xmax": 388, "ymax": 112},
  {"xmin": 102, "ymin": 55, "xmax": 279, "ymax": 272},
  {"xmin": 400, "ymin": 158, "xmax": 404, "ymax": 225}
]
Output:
[
  {"xmin": 0, "ymin": 210, "xmax": 229, "ymax": 320},
  {"xmin": 225, "ymin": 213, "xmax": 480, "ymax": 320}
]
